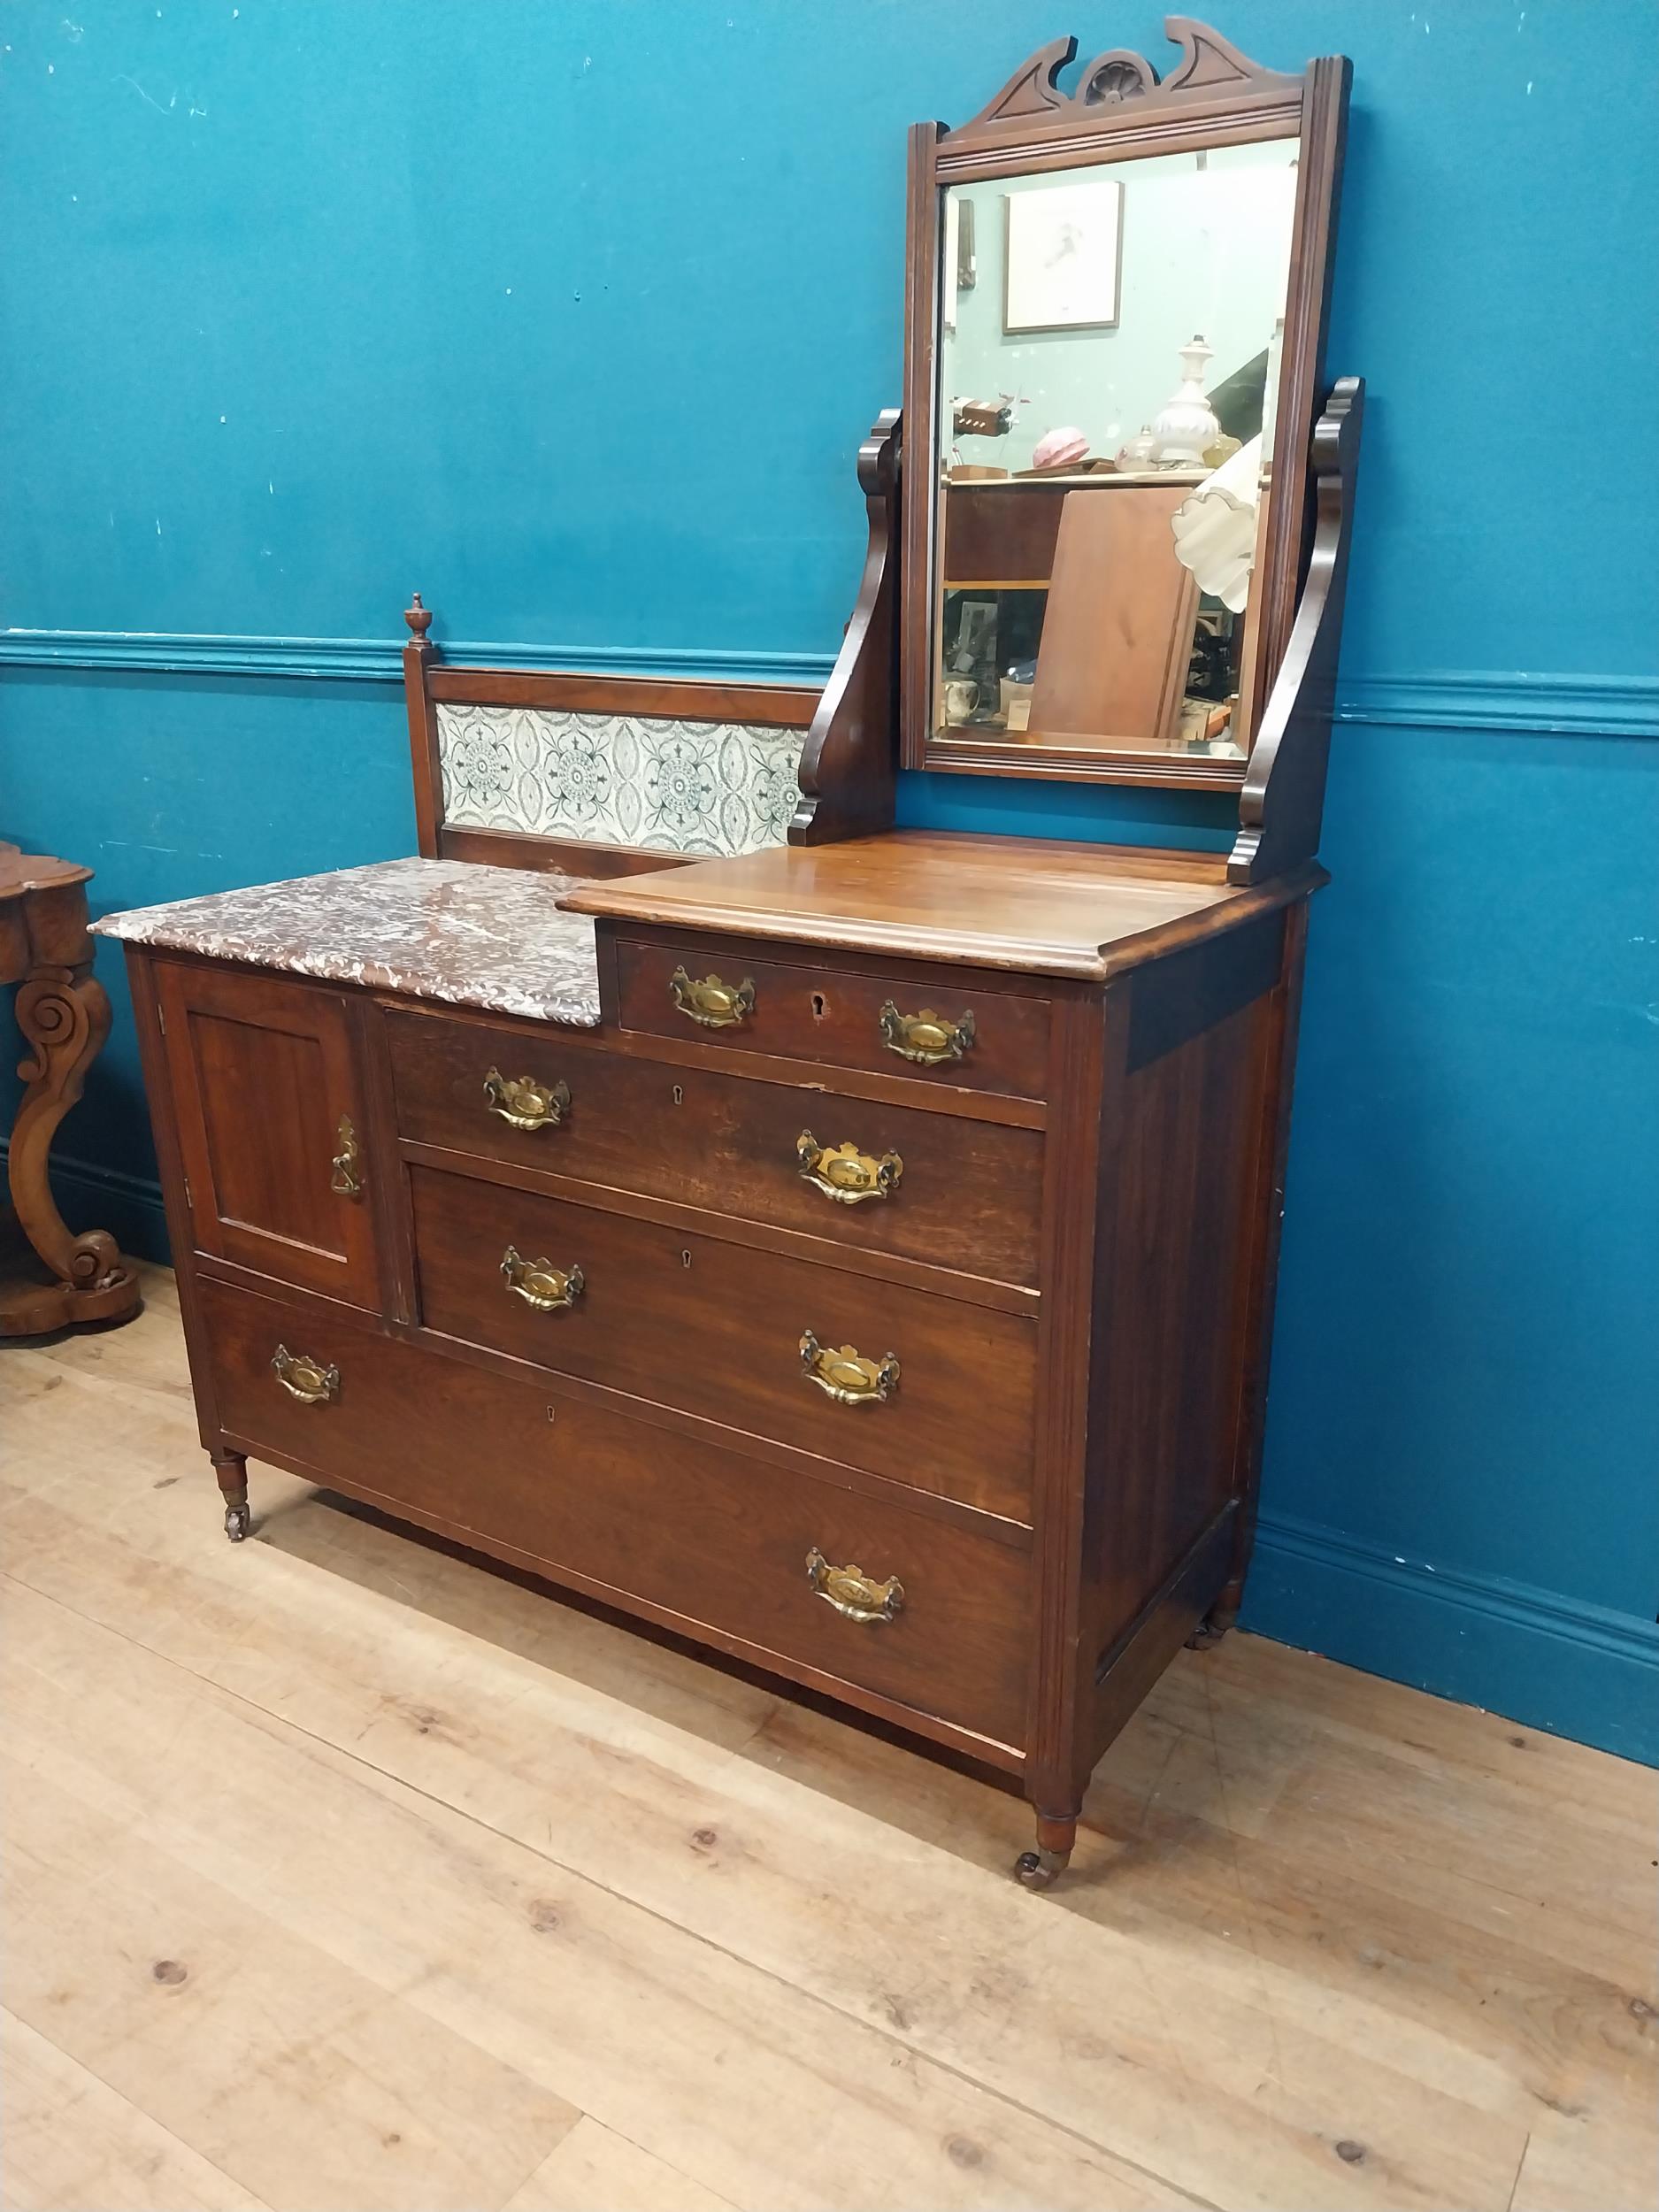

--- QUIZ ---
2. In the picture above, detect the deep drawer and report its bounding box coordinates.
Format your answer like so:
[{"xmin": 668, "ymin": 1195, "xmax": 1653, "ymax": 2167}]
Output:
[
  {"xmin": 198, "ymin": 1277, "xmax": 1031, "ymax": 1750},
  {"xmin": 612, "ymin": 936, "xmax": 1050, "ymax": 1102},
  {"xmin": 384, "ymin": 1006, "xmax": 1044, "ymax": 1289},
  {"xmin": 407, "ymin": 1161, "xmax": 1035, "ymax": 1522}
]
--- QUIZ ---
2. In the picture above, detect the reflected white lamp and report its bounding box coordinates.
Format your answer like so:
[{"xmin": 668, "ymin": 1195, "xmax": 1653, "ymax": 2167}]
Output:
[{"xmin": 1169, "ymin": 434, "xmax": 1262, "ymax": 613}]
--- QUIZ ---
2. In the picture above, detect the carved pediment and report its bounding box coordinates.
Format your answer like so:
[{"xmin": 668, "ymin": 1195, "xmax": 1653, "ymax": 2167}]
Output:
[{"xmin": 956, "ymin": 16, "xmax": 1302, "ymax": 135}]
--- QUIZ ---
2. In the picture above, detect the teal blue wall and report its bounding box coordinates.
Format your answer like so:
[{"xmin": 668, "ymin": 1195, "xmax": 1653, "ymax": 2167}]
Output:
[{"xmin": 4, "ymin": 2, "xmax": 1655, "ymax": 1761}]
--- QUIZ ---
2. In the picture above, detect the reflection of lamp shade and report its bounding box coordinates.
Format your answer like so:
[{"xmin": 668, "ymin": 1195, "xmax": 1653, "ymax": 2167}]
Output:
[{"xmin": 1169, "ymin": 434, "xmax": 1262, "ymax": 614}]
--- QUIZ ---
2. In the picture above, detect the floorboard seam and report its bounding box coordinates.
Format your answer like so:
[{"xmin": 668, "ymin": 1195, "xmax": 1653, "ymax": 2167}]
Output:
[{"xmin": 1, "ymin": 1563, "xmax": 1225, "ymax": 2212}]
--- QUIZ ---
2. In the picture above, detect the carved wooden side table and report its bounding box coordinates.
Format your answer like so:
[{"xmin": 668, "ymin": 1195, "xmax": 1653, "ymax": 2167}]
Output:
[{"xmin": 1, "ymin": 842, "xmax": 141, "ymax": 1335}]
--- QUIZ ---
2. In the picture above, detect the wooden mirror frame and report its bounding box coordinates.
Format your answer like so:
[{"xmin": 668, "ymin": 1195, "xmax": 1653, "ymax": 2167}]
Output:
[{"xmin": 899, "ymin": 17, "xmax": 1350, "ymax": 789}]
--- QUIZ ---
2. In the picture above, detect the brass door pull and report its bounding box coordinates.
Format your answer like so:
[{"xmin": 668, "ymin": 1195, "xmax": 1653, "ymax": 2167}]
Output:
[
  {"xmin": 501, "ymin": 1245, "xmax": 585, "ymax": 1311},
  {"xmin": 878, "ymin": 1002, "xmax": 975, "ymax": 1067},
  {"xmin": 329, "ymin": 1114, "xmax": 364, "ymax": 1197},
  {"xmin": 484, "ymin": 1067, "xmax": 571, "ymax": 1133},
  {"xmin": 799, "ymin": 1329, "xmax": 900, "ymax": 1406},
  {"xmin": 806, "ymin": 1547, "xmax": 904, "ymax": 1624},
  {"xmin": 271, "ymin": 1344, "xmax": 340, "ymax": 1404},
  {"xmin": 796, "ymin": 1132, "xmax": 903, "ymax": 1206},
  {"xmin": 669, "ymin": 966, "xmax": 756, "ymax": 1029}
]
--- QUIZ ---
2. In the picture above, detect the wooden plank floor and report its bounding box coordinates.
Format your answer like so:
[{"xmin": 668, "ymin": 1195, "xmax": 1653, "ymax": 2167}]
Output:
[{"xmin": 1, "ymin": 1266, "xmax": 1653, "ymax": 2212}]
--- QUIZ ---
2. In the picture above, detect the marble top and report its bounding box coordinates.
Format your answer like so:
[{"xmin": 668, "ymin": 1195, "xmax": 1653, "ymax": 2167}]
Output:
[{"xmin": 92, "ymin": 857, "xmax": 602, "ymax": 1026}]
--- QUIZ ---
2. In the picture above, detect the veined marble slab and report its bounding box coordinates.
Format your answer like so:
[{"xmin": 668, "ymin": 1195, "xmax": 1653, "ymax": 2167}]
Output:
[{"xmin": 92, "ymin": 857, "xmax": 602, "ymax": 1026}]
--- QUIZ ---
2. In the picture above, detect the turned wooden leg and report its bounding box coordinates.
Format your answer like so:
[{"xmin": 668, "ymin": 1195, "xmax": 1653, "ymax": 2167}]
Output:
[
  {"xmin": 1015, "ymin": 1807, "xmax": 1079, "ymax": 1891},
  {"xmin": 212, "ymin": 1450, "xmax": 250, "ymax": 1543}
]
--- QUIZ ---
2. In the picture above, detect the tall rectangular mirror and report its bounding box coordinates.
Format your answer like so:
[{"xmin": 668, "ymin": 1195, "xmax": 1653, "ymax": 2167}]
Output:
[{"xmin": 901, "ymin": 23, "xmax": 1349, "ymax": 789}]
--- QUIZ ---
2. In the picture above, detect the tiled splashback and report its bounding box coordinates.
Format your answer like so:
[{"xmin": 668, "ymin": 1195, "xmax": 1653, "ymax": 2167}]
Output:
[{"xmin": 436, "ymin": 704, "xmax": 806, "ymax": 857}]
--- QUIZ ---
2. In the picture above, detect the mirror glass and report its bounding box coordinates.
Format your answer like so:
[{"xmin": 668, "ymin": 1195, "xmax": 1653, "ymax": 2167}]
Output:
[{"xmin": 931, "ymin": 137, "xmax": 1300, "ymax": 764}]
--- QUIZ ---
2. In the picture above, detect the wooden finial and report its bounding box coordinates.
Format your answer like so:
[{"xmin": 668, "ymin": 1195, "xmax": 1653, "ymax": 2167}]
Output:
[{"xmin": 404, "ymin": 592, "xmax": 433, "ymax": 641}]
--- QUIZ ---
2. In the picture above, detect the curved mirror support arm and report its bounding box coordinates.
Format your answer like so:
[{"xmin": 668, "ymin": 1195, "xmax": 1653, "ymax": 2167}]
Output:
[
  {"xmin": 791, "ymin": 409, "xmax": 902, "ymax": 845},
  {"xmin": 1228, "ymin": 376, "xmax": 1363, "ymax": 886}
]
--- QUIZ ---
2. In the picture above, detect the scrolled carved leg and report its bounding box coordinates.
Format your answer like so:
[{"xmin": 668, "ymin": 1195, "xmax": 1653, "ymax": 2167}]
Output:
[
  {"xmin": 213, "ymin": 1450, "xmax": 250, "ymax": 1543},
  {"xmin": 1014, "ymin": 1807, "xmax": 1078, "ymax": 1891},
  {"xmin": 2, "ymin": 961, "xmax": 139, "ymax": 1336}
]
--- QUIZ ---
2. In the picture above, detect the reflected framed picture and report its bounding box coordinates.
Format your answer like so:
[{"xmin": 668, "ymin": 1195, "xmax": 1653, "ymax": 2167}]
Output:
[
  {"xmin": 941, "ymin": 197, "xmax": 977, "ymax": 334},
  {"xmin": 1002, "ymin": 178, "xmax": 1123, "ymax": 334}
]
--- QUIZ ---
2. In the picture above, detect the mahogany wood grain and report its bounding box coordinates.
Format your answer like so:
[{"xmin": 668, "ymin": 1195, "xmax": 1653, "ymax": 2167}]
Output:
[
  {"xmin": 1214, "ymin": 898, "xmax": 1310, "ymax": 1624},
  {"xmin": 200, "ymin": 1226, "xmax": 1034, "ymax": 1551},
  {"xmin": 506, "ymin": 1005, "xmax": 1047, "ymax": 1132},
  {"xmin": 198, "ymin": 1274, "xmax": 1032, "ymax": 1752},
  {"xmin": 352, "ymin": 990, "xmax": 419, "ymax": 1326},
  {"xmin": 791, "ymin": 410, "xmax": 901, "ymax": 846},
  {"xmin": 1087, "ymin": 989, "xmax": 1271, "ymax": 1667},
  {"xmin": 566, "ymin": 832, "xmax": 1321, "ymax": 984},
  {"xmin": 395, "ymin": 1141, "xmax": 1038, "ymax": 1319},
  {"xmin": 1125, "ymin": 910, "xmax": 1285, "ymax": 1071},
  {"xmin": 1231, "ymin": 377, "xmax": 1363, "ymax": 885},
  {"xmin": 124, "ymin": 948, "xmax": 227, "ymax": 1454},
  {"xmin": 1088, "ymin": 1503, "xmax": 1235, "ymax": 1754},
  {"xmin": 611, "ymin": 932, "xmax": 1051, "ymax": 1103},
  {"xmin": 406, "ymin": 1162, "xmax": 1037, "ymax": 1522},
  {"xmin": 424, "ymin": 669, "xmax": 819, "ymax": 722},
  {"xmin": 1023, "ymin": 987, "xmax": 1115, "ymax": 1832},
  {"xmin": 437, "ymin": 826, "xmax": 695, "ymax": 879},
  {"xmin": 402, "ymin": 595, "xmax": 442, "ymax": 859},
  {"xmin": 383, "ymin": 1003, "xmax": 1045, "ymax": 1288},
  {"xmin": 153, "ymin": 961, "xmax": 380, "ymax": 1311}
]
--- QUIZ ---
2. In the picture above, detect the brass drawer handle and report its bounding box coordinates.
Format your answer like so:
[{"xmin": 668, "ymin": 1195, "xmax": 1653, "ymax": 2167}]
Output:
[
  {"xmin": 669, "ymin": 965, "xmax": 756, "ymax": 1030},
  {"xmin": 501, "ymin": 1244, "xmax": 585, "ymax": 1312},
  {"xmin": 806, "ymin": 1547, "xmax": 904, "ymax": 1624},
  {"xmin": 799, "ymin": 1329, "xmax": 900, "ymax": 1406},
  {"xmin": 484, "ymin": 1067, "xmax": 571, "ymax": 1133},
  {"xmin": 271, "ymin": 1343, "xmax": 339, "ymax": 1404},
  {"xmin": 796, "ymin": 1131, "xmax": 903, "ymax": 1206},
  {"xmin": 878, "ymin": 1001, "xmax": 975, "ymax": 1067},
  {"xmin": 329, "ymin": 1114, "xmax": 363, "ymax": 1197}
]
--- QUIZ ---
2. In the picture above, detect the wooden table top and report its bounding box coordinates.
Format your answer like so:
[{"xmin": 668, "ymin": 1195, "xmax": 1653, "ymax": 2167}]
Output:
[
  {"xmin": 0, "ymin": 842, "xmax": 91, "ymax": 902},
  {"xmin": 562, "ymin": 832, "xmax": 1323, "ymax": 981},
  {"xmin": 1, "ymin": 841, "xmax": 96, "ymax": 985}
]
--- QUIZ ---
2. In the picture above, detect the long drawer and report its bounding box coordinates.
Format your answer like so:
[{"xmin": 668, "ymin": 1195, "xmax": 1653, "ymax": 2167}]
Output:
[
  {"xmin": 384, "ymin": 1005, "xmax": 1043, "ymax": 1288},
  {"xmin": 612, "ymin": 935, "xmax": 1051, "ymax": 1102},
  {"xmin": 407, "ymin": 1160, "xmax": 1035, "ymax": 1522},
  {"xmin": 199, "ymin": 1277, "xmax": 1031, "ymax": 1750}
]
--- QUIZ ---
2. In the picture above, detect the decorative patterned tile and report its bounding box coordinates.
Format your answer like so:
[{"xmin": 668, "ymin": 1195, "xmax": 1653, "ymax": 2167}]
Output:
[{"xmin": 437, "ymin": 705, "xmax": 805, "ymax": 857}]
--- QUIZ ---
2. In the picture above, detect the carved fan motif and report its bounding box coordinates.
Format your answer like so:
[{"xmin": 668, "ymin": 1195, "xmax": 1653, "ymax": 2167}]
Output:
[{"xmin": 1079, "ymin": 52, "xmax": 1160, "ymax": 104}]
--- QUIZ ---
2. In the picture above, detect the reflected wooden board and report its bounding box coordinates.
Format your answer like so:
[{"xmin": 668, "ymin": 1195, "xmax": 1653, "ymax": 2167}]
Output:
[
  {"xmin": 1, "ymin": 1266, "xmax": 1654, "ymax": 2212},
  {"xmin": 1029, "ymin": 483, "xmax": 1198, "ymax": 749}
]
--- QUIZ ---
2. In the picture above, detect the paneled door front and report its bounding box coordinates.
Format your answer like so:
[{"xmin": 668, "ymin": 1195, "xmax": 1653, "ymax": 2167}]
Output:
[{"xmin": 154, "ymin": 960, "xmax": 380, "ymax": 1310}]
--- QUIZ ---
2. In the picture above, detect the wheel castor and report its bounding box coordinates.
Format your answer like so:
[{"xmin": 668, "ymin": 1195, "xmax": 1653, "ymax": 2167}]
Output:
[
  {"xmin": 1015, "ymin": 1846, "xmax": 1070, "ymax": 1890},
  {"xmin": 1186, "ymin": 1606, "xmax": 1237, "ymax": 1651},
  {"xmin": 224, "ymin": 1502, "xmax": 251, "ymax": 1543}
]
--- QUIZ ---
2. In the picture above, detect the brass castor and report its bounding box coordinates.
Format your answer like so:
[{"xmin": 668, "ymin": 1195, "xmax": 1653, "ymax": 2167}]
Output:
[
  {"xmin": 224, "ymin": 1502, "xmax": 251, "ymax": 1543},
  {"xmin": 1014, "ymin": 1846, "xmax": 1070, "ymax": 1890},
  {"xmin": 1185, "ymin": 1608, "xmax": 1235, "ymax": 1651}
]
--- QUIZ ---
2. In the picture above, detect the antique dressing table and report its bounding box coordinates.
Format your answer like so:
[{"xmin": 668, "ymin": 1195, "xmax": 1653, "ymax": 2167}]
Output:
[{"xmin": 101, "ymin": 19, "xmax": 1362, "ymax": 1888}]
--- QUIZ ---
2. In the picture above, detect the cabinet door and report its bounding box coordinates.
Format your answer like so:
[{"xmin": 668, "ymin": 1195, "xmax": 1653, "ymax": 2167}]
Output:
[{"xmin": 155, "ymin": 961, "xmax": 380, "ymax": 1310}]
